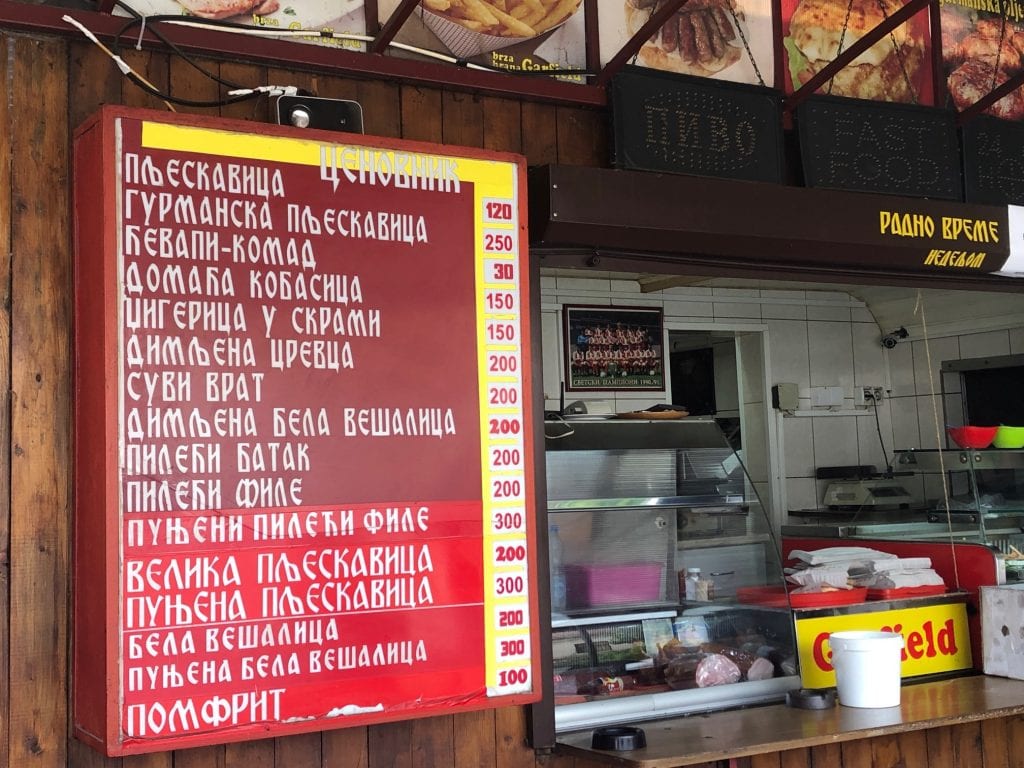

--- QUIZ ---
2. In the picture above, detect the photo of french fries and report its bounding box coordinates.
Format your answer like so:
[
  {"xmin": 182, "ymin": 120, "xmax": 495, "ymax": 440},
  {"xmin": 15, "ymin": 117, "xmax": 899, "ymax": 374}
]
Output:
[{"xmin": 421, "ymin": 0, "xmax": 581, "ymax": 40}]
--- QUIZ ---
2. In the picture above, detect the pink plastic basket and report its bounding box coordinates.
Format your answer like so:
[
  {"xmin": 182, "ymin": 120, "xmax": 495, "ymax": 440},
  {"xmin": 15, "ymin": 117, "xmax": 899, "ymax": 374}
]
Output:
[{"xmin": 564, "ymin": 563, "xmax": 663, "ymax": 608}]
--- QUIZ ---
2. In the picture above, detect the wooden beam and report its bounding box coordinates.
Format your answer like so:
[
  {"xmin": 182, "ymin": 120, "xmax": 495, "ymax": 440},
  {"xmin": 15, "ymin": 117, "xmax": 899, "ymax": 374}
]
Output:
[
  {"xmin": 371, "ymin": 0, "xmax": 420, "ymax": 53},
  {"xmin": 8, "ymin": 33, "xmax": 71, "ymax": 768}
]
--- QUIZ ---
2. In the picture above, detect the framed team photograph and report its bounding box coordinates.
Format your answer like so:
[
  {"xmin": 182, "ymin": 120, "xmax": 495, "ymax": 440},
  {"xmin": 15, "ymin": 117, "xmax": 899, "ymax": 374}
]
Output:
[{"xmin": 563, "ymin": 305, "xmax": 665, "ymax": 391}]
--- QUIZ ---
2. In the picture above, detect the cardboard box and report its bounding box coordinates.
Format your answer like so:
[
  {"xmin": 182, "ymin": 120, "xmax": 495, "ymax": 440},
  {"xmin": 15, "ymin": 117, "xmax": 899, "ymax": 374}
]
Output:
[{"xmin": 980, "ymin": 583, "xmax": 1024, "ymax": 680}]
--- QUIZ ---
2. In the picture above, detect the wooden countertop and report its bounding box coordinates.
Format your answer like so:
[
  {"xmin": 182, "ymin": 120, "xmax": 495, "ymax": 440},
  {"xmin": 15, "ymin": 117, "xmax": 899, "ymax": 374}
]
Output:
[{"xmin": 556, "ymin": 675, "xmax": 1024, "ymax": 767}]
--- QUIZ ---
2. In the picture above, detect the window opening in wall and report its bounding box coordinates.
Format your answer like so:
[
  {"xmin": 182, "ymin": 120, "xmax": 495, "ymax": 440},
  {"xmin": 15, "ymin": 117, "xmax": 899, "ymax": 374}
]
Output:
[{"xmin": 669, "ymin": 331, "xmax": 743, "ymax": 453}]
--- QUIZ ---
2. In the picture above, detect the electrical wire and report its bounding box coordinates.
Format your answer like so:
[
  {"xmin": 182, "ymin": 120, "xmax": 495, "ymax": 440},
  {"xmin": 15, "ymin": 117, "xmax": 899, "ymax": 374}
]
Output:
[
  {"xmin": 113, "ymin": 1, "xmax": 253, "ymax": 96},
  {"xmin": 915, "ymin": 289, "xmax": 962, "ymax": 591},
  {"xmin": 869, "ymin": 391, "xmax": 892, "ymax": 476},
  {"xmin": 63, "ymin": 14, "xmax": 179, "ymax": 110}
]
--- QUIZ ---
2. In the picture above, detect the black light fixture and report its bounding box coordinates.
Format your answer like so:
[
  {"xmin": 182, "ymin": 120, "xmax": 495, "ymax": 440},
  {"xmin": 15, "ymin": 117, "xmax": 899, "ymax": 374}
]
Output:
[{"xmin": 274, "ymin": 94, "xmax": 365, "ymax": 134}]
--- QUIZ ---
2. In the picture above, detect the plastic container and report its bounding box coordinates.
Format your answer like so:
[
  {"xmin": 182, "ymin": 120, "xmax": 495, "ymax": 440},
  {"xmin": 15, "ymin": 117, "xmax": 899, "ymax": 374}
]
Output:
[
  {"xmin": 549, "ymin": 524, "xmax": 567, "ymax": 612},
  {"xmin": 684, "ymin": 567, "xmax": 701, "ymax": 600},
  {"xmin": 564, "ymin": 562, "xmax": 663, "ymax": 608},
  {"xmin": 673, "ymin": 615, "xmax": 710, "ymax": 647},
  {"xmin": 866, "ymin": 584, "xmax": 946, "ymax": 600},
  {"xmin": 947, "ymin": 425, "xmax": 998, "ymax": 449},
  {"xmin": 736, "ymin": 585, "xmax": 868, "ymax": 608},
  {"xmin": 993, "ymin": 425, "xmax": 1024, "ymax": 449},
  {"xmin": 829, "ymin": 631, "xmax": 904, "ymax": 708}
]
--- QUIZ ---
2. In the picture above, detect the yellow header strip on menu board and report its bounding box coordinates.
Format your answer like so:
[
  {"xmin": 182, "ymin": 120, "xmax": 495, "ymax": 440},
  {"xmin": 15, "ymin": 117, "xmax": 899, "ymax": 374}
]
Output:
[{"xmin": 140, "ymin": 122, "xmax": 518, "ymax": 199}]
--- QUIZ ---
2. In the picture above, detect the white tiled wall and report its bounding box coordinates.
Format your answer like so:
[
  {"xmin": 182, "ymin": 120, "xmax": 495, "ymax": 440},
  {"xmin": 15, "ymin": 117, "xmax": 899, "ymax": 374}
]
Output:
[{"xmin": 539, "ymin": 274, "xmax": 1024, "ymax": 522}]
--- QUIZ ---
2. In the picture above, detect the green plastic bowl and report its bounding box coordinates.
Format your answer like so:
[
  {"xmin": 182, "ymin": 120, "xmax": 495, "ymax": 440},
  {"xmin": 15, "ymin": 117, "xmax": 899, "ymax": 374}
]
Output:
[{"xmin": 994, "ymin": 426, "xmax": 1024, "ymax": 449}]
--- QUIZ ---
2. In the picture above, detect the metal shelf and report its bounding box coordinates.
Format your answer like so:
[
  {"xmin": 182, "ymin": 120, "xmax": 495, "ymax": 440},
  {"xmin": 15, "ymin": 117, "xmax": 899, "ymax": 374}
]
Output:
[
  {"xmin": 895, "ymin": 448, "xmax": 1024, "ymax": 472},
  {"xmin": 551, "ymin": 608, "xmax": 677, "ymax": 629},
  {"xmin": 547, "ymin": 495, "xmax": 748, "ymax": 512}
]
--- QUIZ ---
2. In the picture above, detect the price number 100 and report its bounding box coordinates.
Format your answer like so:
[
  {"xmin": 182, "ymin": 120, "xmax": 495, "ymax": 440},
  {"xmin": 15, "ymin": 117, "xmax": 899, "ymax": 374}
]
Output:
[{"xmin": 497, "ymin": 668, "xmax": 530, "ymax": 687}]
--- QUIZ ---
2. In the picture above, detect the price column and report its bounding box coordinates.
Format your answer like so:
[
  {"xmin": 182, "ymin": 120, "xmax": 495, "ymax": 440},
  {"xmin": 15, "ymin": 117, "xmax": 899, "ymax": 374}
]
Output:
[{"xmin": 478, "ymin": 195, "xmax": 532, "ymax": 696}]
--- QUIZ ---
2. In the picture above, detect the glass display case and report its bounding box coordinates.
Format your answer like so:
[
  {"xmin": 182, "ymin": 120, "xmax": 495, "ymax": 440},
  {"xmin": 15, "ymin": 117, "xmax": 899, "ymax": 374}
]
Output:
[
  {"xmin": 892, "ymin": 448, "xmax": 1024, "ymax": 579},
  {"xmin": 543, "ymin": 417, "xmax": 800, "ymax": 732}
]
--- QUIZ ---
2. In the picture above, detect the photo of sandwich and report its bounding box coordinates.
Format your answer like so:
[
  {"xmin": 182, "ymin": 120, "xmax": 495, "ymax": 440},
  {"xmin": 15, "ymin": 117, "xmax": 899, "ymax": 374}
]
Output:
[
  {"xmin": 782, "ymin": 0, "xmax": 929, "ymax": 104},
  {"xmin": 941, "ymin": 5, "xmax": 1024, "ymax": 120}
]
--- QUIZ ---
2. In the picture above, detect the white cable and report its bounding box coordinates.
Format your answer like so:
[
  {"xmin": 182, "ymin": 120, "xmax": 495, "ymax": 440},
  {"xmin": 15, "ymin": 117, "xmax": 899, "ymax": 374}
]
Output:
[
  {"xmin": 63, "ymin": 15, "xmax": 134, "ymax": 75},
  {"xmin": 227, "ymin": 84, "xmax": 300, "ymax": 97}
]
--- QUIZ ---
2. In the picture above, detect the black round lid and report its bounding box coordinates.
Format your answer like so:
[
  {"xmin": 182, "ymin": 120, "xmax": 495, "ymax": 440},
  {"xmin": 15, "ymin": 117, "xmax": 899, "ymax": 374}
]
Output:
[
  {"xmin": 786, "ymin": 688, "xmax": 837, "ymax": 710},
  {"xmin": 591, "ymin": 726, "xmax": 647, "ymax": 751}
]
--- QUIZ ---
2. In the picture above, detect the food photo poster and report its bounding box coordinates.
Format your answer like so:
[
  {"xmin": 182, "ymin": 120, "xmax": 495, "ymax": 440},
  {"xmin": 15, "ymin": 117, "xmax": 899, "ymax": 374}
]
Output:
[
  {"xmin": 779, "ymin": 0, "xmax": 933, "ymax": 104},
  {"xmin": 940, "ymin": 0, "xmax": 1024, "ymax": 120},
  {"xmin": 106, "ymin": 0, "xmax": 1024, "ymax": 119},
  {"xmin": 377, "ymin": 0, "xmax": 587, "ymax": 80},
  {"xmin": 599, "ymin": 0, "xmax": 775, "ymax": 85},
  {"xmin": 113, "ymin": 0, "xmax": 368, "ymax": 49}
]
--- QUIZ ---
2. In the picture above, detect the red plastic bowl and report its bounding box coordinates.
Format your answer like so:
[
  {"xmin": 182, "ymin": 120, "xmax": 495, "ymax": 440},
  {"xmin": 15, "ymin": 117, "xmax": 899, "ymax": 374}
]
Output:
[{"xmin": 947, "ymin": 425, "xmax": 998, "ymax": 449}]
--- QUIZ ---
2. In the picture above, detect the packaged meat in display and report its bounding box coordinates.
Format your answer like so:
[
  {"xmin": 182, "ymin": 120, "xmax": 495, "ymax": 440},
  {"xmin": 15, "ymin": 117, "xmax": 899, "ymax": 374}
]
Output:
[{"xmin": 695, "ymin": 654, "xmax": 742, "ymax": 687}]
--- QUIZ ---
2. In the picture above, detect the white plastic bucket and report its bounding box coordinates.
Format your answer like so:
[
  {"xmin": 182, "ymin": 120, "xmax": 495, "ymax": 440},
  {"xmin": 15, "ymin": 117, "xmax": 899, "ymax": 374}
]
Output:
[{"xmin": 829, "ymin": 631, "xmax": 904, "ymax": 708}]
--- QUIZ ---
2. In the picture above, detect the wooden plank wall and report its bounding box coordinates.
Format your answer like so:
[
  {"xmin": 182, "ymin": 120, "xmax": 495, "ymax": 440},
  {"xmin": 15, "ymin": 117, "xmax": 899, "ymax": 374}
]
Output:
[
  {"xmin": 1, "ymin": 24, "xmax": 1022, "ymax": 768},
  {"xmin": 8, "ymin": 26, "xmax": 614, "ymax": 768}
]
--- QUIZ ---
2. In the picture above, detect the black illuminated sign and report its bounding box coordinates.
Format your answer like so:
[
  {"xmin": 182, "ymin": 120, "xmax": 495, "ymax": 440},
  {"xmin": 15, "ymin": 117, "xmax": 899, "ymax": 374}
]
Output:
[
  {"xmin": 610, "ymin": 66, "xmax": 784, "ymax": 184},
  {"xmin": 796, "ymin": 95, "xmax": 962, "ymax": 201},
  {"xmin": 961, "ymin": 115, "xmax": 1024, "ymax": 207}
]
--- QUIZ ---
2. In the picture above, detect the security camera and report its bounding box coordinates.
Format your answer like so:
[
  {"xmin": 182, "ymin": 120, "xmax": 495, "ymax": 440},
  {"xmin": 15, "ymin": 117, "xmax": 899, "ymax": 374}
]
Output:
[{"xmin": 881, "ymin": 327, "xmax": 909, "ymax": 349}]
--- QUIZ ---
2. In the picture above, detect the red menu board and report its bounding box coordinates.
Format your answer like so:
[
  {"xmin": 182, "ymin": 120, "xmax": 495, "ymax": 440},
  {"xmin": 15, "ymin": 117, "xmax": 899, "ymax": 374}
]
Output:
[{"xmin": 72, "ymin": 107, "xmax": 539, "ymax": 756}]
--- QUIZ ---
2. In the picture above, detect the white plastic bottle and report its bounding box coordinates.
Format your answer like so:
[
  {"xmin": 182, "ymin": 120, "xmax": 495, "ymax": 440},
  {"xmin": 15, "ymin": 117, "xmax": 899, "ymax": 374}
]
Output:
[
  {"xmin": 549, "ymin": 524, "xmax": 567, "ymax": 612},
  {"xmin": 684, "ymin": 567, "xmax": 701, "ymax": 601}
]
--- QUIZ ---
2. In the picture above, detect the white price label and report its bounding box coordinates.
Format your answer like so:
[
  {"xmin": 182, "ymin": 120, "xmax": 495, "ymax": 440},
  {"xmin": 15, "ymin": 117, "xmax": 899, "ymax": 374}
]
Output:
[
  {"xmin": 482, "ymin": 198, "xmax": 515, "ymax": 224},
  {"xmin": 484, "ymin": 258, "xmax": 518, "ymax": 285},
  {"xmin": 493, "ymin": 602, "xmax": 530, "ymax": 631},
  {"xmin": 490, "ymin": 473, "xmax": 525, "ymax": 504},
  {"xmin": 493, "ymin": 565, "xmax": 529, "ymax": 598},
  {"xmin": 489, "ymin": 665, "xmax": 532, "ymax": 696},
  {"xmin": 488, "ymin": 440, "xmax": 524, "ymax": 472},
  {"xmin": 485, "ymin": 382, "xmax": 522, "ymax": 411},
  {"xmin": 483, "ymin": 288, "xmax": 519, "ymax": 315},
  {"xmin": 487, "ymin": 415, "xmax": 523, "ymax": 439},
  {"xmin": 486, "ymin": 351, "xmax": 520, "ymax": 377},
  {"xmin": 490, "ymin": 507, "xmax": 526, "ymax": 535},
  {"xmin": 483, "ymin": 228, "xmax": 517, "ymax": 254},
  {"xmin": 484, "ymin": 319, "xmax": 520, "ymax": 349},
  {"xmin": 491, "ymin": 539, "xmax": 529, "ymax": 568},
  {"xmin": 496, "ymin": 634, "xmax": 531, "ymax": 663}
]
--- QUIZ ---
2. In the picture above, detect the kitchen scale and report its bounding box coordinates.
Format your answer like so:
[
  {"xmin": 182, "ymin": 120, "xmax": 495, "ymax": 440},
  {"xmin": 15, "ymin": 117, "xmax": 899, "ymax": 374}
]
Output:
[{"xmin": 823, "ymin": 477, "xmax": 915, "ymax": 510}]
